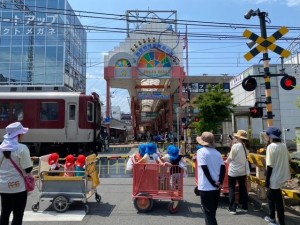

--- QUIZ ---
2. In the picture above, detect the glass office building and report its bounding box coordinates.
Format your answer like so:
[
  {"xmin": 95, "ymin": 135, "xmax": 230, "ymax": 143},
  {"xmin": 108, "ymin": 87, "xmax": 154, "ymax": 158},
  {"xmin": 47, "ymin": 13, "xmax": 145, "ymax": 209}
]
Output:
[{"xmin": 0, "ymin": 0, "xmax": 86, "ymax": 92}]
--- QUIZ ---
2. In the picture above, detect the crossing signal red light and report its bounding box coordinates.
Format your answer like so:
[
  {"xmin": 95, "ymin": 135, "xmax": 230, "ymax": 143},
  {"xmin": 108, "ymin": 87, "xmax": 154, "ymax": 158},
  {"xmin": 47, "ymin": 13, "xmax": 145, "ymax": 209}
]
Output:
[
  {"xmin": 280, "ymin": 75, "xmax": 296, "ymax": 90},
  {"xmin": 194, "ymin": 117, "xmax": 200, "ymax": 122},
  {"xmin": 249, "ymin": 106, "xmax": 263, "ymax": 118},
  {"xmin": 242, "ymin": 77, "xmax": 257, "ymax": 91}
]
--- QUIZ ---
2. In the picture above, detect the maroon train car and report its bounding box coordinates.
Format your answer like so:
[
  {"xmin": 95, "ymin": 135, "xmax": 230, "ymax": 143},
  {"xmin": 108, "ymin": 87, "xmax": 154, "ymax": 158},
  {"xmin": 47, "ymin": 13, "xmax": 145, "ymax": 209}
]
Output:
[{"xmin": 0, "ymin": 92, "xmax": 101, "ymax": 156}]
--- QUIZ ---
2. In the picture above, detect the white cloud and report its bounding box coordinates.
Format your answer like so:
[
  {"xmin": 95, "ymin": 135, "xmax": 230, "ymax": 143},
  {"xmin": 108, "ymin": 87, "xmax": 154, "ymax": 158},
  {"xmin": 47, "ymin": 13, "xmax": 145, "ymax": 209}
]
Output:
[
  {"xmin": 251, "ymin": 0, "xmax": 300, "ymax": 6},
  {"xmin": 286, "ymin": 0, "xmax": 300, "ymax": 6},
  {"xmin": 252, "ymin": 0, "xmax": 277, "ymax": 3}
]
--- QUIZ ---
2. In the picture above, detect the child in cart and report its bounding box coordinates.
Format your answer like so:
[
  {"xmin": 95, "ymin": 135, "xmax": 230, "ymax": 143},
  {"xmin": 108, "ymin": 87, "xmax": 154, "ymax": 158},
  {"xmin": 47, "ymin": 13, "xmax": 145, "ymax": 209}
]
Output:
[
  {"xmin": 48, "ymin": 152, "xmax": 63, "ymax": 176},
  {"xmin": 64, "ymin": 154, "xmax": 75, "ymax": 177},
  {"xmin": 162, "ymin": 145, "xmax": 187, "ymax": 190},
  {"xmin": 137, "ymin": 143, "xmax": 163, "ymax": 164},
  {"xmin": 75, "ymin": 154, "xmax": 86, "ymax": 176},
  {"xmin": 126, "ymin": 144, "xmax": 147, "ymax": 171}
]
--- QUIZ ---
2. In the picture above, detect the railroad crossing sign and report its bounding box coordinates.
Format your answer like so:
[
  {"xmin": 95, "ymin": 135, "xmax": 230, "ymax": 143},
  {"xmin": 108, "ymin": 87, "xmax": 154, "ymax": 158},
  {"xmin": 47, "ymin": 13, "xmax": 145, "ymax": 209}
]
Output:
[{"xmin": 243, "ymin": 26, "xmax": 291, "ymax": 61}]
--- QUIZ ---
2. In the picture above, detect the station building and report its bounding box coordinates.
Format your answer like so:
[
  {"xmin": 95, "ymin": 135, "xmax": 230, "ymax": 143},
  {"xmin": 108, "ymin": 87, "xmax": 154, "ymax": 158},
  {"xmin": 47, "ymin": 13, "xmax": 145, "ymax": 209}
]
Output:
[{"xmin": 0, "ymin": 0, "xmax": 86, "ymax": 92}]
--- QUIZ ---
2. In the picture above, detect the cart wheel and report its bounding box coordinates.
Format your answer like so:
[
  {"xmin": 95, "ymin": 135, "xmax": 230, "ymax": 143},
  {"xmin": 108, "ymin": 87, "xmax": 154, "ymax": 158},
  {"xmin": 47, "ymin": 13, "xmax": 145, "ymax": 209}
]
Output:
[
  {"xmin": 168, "ymin": 201, "xmax": 179, "ymax": 214},
  {"xmin": 32, "ymin": 203, "xmax": 39, "ymax": 212},
  {"xmin": 52, "ymin": 195, "xmax": 69, "ymax": 213},
  {"xmin": 95, "ymin": 193, "xmax": 101, "ymax": 202},
  {"xmin": 194, "ymin": 186, "xmax": 200, "ymax": 196},
  {"xmin": 84, "ymin": 205, "xmax": 89, "ymax": 214},
  {"xmin": 133, "ymin": 193, "xmax": 153, "ymax": 213}
]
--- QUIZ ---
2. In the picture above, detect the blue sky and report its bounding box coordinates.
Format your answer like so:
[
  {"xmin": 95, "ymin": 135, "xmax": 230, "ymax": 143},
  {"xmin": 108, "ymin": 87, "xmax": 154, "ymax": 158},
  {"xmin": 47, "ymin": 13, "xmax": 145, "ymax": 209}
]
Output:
[{"xmin": 68, "ymin": 0, "xmax": 300, "ymax": 113}]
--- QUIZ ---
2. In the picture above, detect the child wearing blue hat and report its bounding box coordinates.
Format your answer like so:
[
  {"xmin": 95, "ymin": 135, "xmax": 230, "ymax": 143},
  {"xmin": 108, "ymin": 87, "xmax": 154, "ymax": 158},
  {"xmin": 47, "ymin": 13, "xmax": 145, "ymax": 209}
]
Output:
[
  {"xmin": 126, "ymin": 144, "xmax": 147, "ymax": 170},
  {"xmin": 137, "ymin": 143, "xmax": 163, "ymax": 164},
  {"xmin": 162, "ymin": 145, "xmax": 187, "ymax": 189}
]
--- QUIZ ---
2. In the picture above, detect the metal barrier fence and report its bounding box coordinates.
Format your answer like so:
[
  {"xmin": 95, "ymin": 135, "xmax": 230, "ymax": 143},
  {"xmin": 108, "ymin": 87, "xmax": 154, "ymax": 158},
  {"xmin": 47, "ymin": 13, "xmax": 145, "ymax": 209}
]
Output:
[{"xmin": 98, "ymin": 155, "xmax": 130, "ymax": 177}]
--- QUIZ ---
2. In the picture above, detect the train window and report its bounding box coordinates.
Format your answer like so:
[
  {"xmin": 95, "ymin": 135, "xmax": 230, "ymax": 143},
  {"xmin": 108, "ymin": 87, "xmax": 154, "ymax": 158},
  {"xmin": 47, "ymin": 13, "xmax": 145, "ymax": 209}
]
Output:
[
  {"xmin": 12, "ymin": 103, "xmax": 24, "ymax": 121},
  {"xmin": 0, "ymin": 102, "xmax": 9, "ymax": 121},
  {"xmin": 69, "ymin": 105, "xmax": 75, "ymax": 120},
  {"xmin": 87, "ymin": 102, "xmax": 94, "ymax": 122},
  {"xmin": 40, "ymin": 102, "xmax": 59, "ymax": 121}
]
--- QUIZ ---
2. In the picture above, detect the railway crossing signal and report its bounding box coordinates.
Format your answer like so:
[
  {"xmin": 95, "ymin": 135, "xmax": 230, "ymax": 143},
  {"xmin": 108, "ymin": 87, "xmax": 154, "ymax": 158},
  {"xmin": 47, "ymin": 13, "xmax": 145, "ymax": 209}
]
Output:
[
  {"xmin": 242, "ymin": 8, "xmax": 295, "ymax": 127},
  {"xmin": 249, "ymin": 106, "xmax": 263, "ymax": 118},
  {"xmin": 243, "ymin": 27, "xmax": 291, "ymax": 61},
  {"xmin": 280, "ymin": 75, "xmax": 296, "ymax": 90},
  {"xmin": 242, "ymin": 77, "xmax": 257, "ymax": 92}
]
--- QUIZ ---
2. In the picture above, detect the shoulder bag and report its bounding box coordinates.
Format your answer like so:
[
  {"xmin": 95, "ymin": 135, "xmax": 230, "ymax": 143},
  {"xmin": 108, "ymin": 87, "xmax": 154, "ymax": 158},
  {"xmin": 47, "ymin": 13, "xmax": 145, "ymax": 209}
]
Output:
[
  {"xmin": 0, "ymin": 155, "xmax": 4, "ymax": 168},
  {"xmin": 9, "ymin": 158, "xmax": 35, "ymax": 192},
  {"xmin": 242, "ymin": 144, "xmax": 251, "ymax": 176}
]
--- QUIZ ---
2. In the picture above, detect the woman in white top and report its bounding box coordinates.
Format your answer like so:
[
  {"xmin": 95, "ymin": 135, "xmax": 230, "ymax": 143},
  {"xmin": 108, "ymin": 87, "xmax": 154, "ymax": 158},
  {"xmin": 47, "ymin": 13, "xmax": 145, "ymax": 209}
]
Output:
[
  {"xmin": 0, "ymin": 122, "xmax": 33, "ymax": 225},
  {"xmin": 264, "ymin": 126, "xmax": 291, "ymax": 225},
  {"xmin": 196, "ymin": 132, "xmax": 225, "ymax": 225},
  {"xmin": 226, "ymin": 130, "xmax": 251, "ymax": 215}
]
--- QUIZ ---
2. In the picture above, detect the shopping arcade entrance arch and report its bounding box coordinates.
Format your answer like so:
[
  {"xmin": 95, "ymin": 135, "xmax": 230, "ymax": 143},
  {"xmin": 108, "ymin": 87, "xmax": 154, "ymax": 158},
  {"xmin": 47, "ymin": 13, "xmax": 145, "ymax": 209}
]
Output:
[{"xmin": 103, "ymin": 13, "xmax": 185, "ymax": 137}]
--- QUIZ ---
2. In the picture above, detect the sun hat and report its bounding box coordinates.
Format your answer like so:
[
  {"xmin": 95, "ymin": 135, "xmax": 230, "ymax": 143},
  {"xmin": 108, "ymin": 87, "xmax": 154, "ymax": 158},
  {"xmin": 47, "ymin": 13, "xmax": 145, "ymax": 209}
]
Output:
[
  {"xmin": 76, "ymin": 154, "xmax": 86, "ymax": 168},
  {"xmin": 65, "ymin": 154, "xmax": 75, "ymax": 167},
  {"xmin": 138, "ymin": 144, "xmax": 147, "ymax": 157},
  {"xmin": 196, "ymin": 132, "xmax": 215, "ymax": 147},
  {"xmin": 266, "ymin": 126, "xmax": 282, "ymax": 139},
  {"xmin": 3, "ymin": 122, "xmax": 28, "ymax": 139},
  {"xmin": 0, "ymin": 136, "xmax": 19, "ymax": 152},
  {"xmin": 48, "ymin": 153, "xmax": 59, "ymax": 165},
  {"xmin": 146, "ymin": 143, "xmax": 157, "ymax": 155},
  {"xmin": 167, "ymin": 145, "xmax": 180, "ymax": 161},
  {"xmin": 233, "ymin": 130, "xmax": 248, "ymax": 140}
]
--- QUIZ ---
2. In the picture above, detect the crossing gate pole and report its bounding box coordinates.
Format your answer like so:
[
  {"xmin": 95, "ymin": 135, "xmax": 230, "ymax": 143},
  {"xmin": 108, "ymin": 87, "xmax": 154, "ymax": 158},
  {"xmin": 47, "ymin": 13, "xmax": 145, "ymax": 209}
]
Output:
[{"xmin": 259, "ymin": 11, "xmax": 273, "ymax": 127}]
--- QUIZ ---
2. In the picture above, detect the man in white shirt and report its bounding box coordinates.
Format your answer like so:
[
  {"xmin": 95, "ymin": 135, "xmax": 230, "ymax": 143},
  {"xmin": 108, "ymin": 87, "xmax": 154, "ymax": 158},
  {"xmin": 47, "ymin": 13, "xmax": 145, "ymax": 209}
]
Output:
[{"xmin": 264, "ymin": 127, "xmax": 291, "ymax": 225}]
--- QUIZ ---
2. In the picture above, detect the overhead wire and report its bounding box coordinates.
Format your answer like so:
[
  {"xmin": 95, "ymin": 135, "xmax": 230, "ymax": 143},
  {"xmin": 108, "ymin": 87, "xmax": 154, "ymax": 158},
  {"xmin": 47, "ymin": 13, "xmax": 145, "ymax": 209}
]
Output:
[{"xmin": 1, "ymin": 2, "xmax": 299, "ymax": 111}]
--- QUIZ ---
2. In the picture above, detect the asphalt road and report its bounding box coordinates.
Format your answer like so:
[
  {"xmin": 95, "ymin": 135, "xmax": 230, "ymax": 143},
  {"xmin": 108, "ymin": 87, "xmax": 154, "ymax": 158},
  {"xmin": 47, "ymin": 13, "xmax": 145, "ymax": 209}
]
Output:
[{"xmin": 7, "ymin": 177, "xmax": 270, "ymax": 225}]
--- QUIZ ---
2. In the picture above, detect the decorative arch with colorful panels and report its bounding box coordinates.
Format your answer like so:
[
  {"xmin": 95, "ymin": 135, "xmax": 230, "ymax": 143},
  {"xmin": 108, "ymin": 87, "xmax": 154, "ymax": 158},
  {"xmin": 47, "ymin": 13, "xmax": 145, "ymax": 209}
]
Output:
[
  {"xmin": 115, "ymin": 59, "xmax": 132, "ymax": 68},
  {"xmin": 138, "ymin": 51, "xmax": 172, "ymax": 68}
]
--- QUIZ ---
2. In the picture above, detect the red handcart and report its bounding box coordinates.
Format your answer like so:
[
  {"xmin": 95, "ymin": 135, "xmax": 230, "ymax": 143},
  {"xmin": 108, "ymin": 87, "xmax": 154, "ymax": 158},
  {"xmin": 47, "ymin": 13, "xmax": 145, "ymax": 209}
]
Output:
[{"xmin": 132, "ymin": 163, "xmax": 184, "ymax": 213}]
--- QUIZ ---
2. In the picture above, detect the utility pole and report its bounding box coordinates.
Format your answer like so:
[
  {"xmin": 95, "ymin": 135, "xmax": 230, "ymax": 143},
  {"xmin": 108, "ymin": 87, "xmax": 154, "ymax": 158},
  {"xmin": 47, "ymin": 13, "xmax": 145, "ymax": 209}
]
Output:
[{"xmin": 184, "ymin": 25, "xmax": 192, "ymax": 153}]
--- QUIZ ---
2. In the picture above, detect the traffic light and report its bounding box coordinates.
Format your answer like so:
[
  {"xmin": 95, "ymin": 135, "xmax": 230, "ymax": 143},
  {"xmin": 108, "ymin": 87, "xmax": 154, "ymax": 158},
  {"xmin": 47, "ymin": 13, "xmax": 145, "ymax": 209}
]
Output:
[
  {"xmin": 249, "ymin": 106, "xmax": 263, "ymax": 118},
  {"xmin": 242, "ymin": 77, "xmax": 257, "ymax": 91},
  {"xmin": 280, "ymin": 75, "xmax": 296, "ymax": 90},
  {"xmin": 194, "ymin": 117, "xmax": 200, "ymax": 122}
]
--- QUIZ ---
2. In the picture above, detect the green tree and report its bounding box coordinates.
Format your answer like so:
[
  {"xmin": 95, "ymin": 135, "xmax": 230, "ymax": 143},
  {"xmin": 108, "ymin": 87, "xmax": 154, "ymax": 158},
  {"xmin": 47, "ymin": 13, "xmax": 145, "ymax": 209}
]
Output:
[{"xmin": 193, "ymin": 84, "xmax": 236, "ymax": 134}]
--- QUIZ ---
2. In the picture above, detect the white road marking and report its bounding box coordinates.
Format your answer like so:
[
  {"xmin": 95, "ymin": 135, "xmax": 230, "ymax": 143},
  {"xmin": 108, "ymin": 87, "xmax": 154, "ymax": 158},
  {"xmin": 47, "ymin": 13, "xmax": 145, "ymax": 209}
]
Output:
[{"xmin": 8, "ymin": 210, "xmax": 86, "ymax": 221}]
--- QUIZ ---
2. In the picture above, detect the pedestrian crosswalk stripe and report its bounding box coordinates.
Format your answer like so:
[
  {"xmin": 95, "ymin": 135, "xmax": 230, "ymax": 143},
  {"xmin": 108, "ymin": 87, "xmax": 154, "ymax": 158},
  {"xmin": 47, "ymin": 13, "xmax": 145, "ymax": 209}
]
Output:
[{"xmin": 8, "ymin": 210, "xmax": 86, "ymax": 221}]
